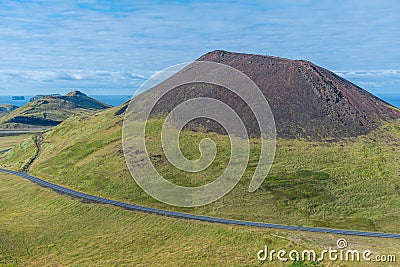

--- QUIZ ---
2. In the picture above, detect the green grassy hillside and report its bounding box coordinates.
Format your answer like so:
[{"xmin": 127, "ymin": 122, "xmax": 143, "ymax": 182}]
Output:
[
  {"xmin": 1, "ymin": 172, "xmax": 399, "ymax": 266},
  {"xmin": 1, "ymin": 104, "xmax": 399, "ymax": 234},
  {"xmin": 0, "ymin": 91, "xmax": 111, "ymax": 129}
]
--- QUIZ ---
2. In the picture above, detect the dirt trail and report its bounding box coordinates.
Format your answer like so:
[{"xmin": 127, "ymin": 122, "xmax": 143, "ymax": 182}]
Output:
[{"xmin": 22, "ymin": 134, "xmax": 43, "ymax": 172}]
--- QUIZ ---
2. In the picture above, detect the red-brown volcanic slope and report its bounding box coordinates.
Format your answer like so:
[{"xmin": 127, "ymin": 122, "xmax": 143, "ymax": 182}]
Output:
[{"xmin": 149, "ymin": 50, "xmax": 400, "ymax": 140}]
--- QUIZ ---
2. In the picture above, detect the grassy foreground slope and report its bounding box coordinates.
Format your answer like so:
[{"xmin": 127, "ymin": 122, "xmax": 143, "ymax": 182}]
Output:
[
  {"xmin": 1, "ymin": 172, "xmax": 400, "ymax": 266},
  {"xmin": 1, "ymin": 104, "xmax": 400, "ymax": 234}
]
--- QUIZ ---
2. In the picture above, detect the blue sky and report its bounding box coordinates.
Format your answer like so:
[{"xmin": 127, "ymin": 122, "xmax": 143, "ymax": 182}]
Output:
[{"xmin": 0, "ymin": 0, "xmax": 399, "ymax": 95}]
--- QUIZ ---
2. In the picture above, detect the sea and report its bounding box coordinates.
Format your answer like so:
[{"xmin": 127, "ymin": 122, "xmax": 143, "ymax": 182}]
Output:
[
  {"xmin": 0, "ymin": 94, "xmax": 399, "ymax": 108},
  {"xmin": 375, "ymin": 94, "xmax": 400, "ymax": 109}
]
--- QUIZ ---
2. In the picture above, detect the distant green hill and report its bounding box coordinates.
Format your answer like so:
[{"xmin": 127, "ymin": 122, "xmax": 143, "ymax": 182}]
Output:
[
  {"xmin": 0, "ymin": 104, "xmax": 18, "ymax": 118},
  {"xmin": 0, "ymin": 91, "xmax": 111, "ymax": 129}
]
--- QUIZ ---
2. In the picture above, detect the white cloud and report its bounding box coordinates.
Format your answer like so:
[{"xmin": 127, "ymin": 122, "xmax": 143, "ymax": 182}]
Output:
[
  {"xmin": 0, "ymin": 69, "xmax": 145, "ymax": 82},
  {"xmin": 335, "ymin": 70, "xmax": 400, "ymax": 78},
  {"xmin": 359, "ymin": 81, "xmax": 378, "ymax": 87},
  {"xmin": 334, "ymin": 69, "xmax": 400, "ymax": 95},
  {"xmin": 0, "ymin": 1, "xmax": 399, "ymax": 94},
  {"xmin": 0, "ymin": 69, "xmax": 147, "ymax": 95}
]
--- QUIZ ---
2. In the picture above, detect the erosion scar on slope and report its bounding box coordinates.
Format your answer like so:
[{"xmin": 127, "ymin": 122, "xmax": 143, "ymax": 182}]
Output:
[{"xmin": 22, "ymin": 134, "xmax": 43, "ymax": 173}]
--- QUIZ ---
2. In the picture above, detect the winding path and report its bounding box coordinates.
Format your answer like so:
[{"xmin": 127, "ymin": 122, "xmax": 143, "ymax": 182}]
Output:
[{"xmin": 1, "ymin": 167, "xmax": 400, "ymax": 239}]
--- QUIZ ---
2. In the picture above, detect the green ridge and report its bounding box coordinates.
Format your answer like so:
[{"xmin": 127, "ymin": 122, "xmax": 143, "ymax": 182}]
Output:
[{"xmin": 0, "ymin": 91, "xmax": 111, "ymax": 129}]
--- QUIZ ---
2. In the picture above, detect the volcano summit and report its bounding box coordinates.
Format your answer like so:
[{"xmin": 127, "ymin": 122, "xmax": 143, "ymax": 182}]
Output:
[{"xmin": 145, "ymin": 50, "xmax": 400, "ymax": 140}]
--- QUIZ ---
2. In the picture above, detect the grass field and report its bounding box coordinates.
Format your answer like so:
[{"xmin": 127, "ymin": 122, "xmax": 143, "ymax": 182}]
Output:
[
  {"xmin": 1, "ymin": 105, "xmax": 399, "ymax": 235},
  {"xmin": 1, "ymin": 172, "xmax": 399, "ymax": 266}
]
